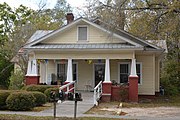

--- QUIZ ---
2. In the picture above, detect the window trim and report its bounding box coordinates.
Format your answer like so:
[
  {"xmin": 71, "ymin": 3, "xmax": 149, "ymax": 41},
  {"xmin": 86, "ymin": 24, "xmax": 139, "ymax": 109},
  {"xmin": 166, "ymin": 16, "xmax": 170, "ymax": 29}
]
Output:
[
  {"xmin": 77, "ymin": 25, "xmax": 89, "ymax": 42},
  {"xmin": 118, "ymin": 62, "xmax": 130, "ymax": 84},
  {"xmin": 118, "ymin": 62, "xmax": 142, "ymax": 85},
  {"xmin": 136, "ymin": 62, "xmax": 142, "ymax": 85},
  {"xmin": 56, "ymin": 62, "xmax": 78, "ymax": 82}
]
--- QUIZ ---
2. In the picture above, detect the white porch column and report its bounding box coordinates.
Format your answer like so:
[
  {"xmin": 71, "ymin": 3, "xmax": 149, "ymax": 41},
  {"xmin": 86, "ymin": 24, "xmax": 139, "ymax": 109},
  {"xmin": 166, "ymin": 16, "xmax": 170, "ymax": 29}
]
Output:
[
  {"xmin": 104, "ymin": 58, "xmax": 111, "ymax": 83},
  {"xmin": 130, "ymin": 58, "xmax": 138, "ymax": 77},
  {"xmin": 66, "ymin": 58, "xmax": 73, "ymax": 82},
  {"xmin": 26, "ymin": 60, "xmax": 32, "ymax": 76},
  {"xmin": 31, "ymin": 59, "xmax": 38, "ymax": 76}
]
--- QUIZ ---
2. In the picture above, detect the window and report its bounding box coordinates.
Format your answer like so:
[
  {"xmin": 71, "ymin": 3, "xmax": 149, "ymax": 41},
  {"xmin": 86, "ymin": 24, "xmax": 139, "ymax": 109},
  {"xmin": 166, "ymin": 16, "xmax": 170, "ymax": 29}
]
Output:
[
  {"xmin": 73, "ymin": 64, "xmax": 77, "ymax": 81},
  {"xmin": 57, "ymin": 63, "xmax": 77, "ymax": 82},
  {"xmin": 78, "ymin": 26, "xmax": 87, "ymax": 41},
  {"xmin": 136, "ymin": 63, "xmax": 142, "ymax": 84},
  {"xmin": 119, "ymin": 63, "xmax": 142, "ymax": 84},
  {"xmin": 119, "ymin": 63, "xmax": 130, "ymax": 84},
  {"xmin": 57, "ymin": 64, "xmax": 66, "ymax": 82}
]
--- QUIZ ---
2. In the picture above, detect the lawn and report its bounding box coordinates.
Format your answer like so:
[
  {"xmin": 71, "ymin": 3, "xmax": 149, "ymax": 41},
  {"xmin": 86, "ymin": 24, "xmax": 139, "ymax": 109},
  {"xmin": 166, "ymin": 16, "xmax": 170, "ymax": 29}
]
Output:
[
  {"xmin": 32, "ymin": 103, "xmax": 53, "ymax": 112},
  {"xmin": 0, "ymin": 114, "xmax": 131, "ymax": 120}
]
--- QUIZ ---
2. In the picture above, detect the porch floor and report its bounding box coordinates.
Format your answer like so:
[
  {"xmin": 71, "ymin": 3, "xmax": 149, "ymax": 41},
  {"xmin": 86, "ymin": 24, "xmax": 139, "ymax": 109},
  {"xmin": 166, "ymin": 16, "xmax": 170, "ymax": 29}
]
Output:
[{"xmin": 38, "ymin": 91, "xmax": 94, "ymax": 117}]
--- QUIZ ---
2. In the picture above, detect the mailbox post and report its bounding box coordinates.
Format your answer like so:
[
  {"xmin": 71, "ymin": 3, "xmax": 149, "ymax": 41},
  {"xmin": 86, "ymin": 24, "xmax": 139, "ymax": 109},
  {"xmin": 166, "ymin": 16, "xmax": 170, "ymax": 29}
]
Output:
[
  {"xmin": 74, "ymin": 93, "xmax": 82, "ymax": 119},
  {"xmin": 50, "ymin": 91, "xmax": 59, "ymax": 118},
  {"xmin": 50, "ymin": 91, "xmax": 83, "ymax": 119},
  {"xmin": 74, "ymin": 100, "xmax": 77, "ymax": 119}
]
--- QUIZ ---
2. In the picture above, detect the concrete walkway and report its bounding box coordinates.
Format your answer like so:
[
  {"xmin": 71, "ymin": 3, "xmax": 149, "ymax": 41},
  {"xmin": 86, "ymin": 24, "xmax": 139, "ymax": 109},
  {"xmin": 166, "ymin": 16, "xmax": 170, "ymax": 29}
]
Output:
[
  {"xmin": 0, "ymin": 91, "xmax": 94, "ymax": 117},
  {"xmin": 37, "ymin": 91, "xmax": 94, "ymax": 117}
]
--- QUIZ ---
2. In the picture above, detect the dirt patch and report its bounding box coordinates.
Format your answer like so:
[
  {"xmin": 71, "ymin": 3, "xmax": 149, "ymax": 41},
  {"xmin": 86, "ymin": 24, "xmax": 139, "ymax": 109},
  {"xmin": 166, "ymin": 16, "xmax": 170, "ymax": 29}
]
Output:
[{"xmin": 100, "ymin": 107, "xmax": 180, "ymax": 117}]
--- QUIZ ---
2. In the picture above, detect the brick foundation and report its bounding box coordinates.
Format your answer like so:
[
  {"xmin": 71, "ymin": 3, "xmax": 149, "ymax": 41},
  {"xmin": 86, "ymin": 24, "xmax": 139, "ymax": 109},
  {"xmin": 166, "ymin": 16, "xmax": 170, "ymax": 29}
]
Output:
[
  {"xmin": 102, "ymin": 82, "xmax": 112, "ymax": 102},
  {"xmin": 111, "ymin": 85, "xmax": 129, "ymax": 101},
  {"xmin": 129, "ymin": 76, "xmax": 138, "ymax": 102},
  {"xmin": 25, "ymin": 76, "xmax": 40, "ymax": 85},
  {"xmin": 139, "ymin": 95, "xmax": 156, "ymax": 99}
]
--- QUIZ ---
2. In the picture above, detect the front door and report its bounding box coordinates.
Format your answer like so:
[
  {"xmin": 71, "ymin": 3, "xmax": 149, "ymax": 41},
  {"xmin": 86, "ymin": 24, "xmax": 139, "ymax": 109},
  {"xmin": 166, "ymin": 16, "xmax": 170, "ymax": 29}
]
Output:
[{"xmin": 94, "ymin": 64, "xmax": 105, "ymax": 87}]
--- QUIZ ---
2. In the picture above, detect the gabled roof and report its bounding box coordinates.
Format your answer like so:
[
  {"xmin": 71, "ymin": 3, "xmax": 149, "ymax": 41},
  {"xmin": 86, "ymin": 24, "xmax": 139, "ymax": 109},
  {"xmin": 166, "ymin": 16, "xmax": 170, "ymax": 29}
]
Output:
[
  {"xmin": 147, "ymin": 40, "xmax": 168, "ymax": 53},
  {"xmin": 25, "ymin": 30, "xmax": 53, "ymax": 45},
  {"xmin": 23, "ymin": 17, "xmax": 165, "ymax": 52},
  {"xmin": 93, "ymin": 19, "xmax": 162, "ymax": 50}
]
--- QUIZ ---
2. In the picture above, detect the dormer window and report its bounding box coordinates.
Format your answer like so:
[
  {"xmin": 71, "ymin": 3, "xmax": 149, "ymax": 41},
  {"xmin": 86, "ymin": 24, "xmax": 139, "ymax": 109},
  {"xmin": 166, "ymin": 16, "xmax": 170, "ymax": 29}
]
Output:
[{"xmin": 78, "ymin": 26, "xmax": 88, "ymax": 41}]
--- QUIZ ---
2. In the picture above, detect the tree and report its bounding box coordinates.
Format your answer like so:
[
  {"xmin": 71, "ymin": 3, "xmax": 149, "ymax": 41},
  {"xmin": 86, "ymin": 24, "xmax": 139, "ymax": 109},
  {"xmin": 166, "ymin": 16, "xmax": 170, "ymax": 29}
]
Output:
[
  {"xmin": 0, "ymin": 0, "xmax": 72, "ymax": 87},
  {"xmin": 83, "ymin": 0, "xmax": 180, "ymax": 95},
  {"xmin": 83, "ymin": 0, "xmax": 126, "ymax": 29},
  {"xmin": 0, "ymin": 3, "xmax": 33, "ymax": 87}
]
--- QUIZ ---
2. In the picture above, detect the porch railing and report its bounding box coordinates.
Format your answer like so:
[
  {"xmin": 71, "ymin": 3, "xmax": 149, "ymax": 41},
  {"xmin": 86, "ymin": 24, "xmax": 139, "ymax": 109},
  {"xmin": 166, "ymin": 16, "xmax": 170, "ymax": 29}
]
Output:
[
  {"xmin": 94, "ymin": 81, "xmax": 102, "ymax": 106},
  {"xmin": 59, "ymin": 81, "xmax": 76, "ymax": 94}
]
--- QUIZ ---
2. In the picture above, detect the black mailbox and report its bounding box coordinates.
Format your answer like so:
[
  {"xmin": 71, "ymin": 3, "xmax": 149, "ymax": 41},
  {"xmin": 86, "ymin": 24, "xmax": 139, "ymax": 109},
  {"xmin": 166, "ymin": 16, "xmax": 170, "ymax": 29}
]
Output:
[
  {"xmin": 59, "ymin": 90, "xmax": 65, "ymax": 101},
  {"xmin": 75, "ymin": 93, "xmax": 82, "ymax": 101},
  {"xmin": 68, "ymin": 92, "xmax": 74, "ymax": 100}
]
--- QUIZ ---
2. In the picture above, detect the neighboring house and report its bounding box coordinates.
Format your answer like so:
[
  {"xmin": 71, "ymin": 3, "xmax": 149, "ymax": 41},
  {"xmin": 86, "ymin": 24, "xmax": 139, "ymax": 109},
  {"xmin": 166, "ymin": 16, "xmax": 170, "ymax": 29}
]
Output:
[{"xmin": 23, "ymin": 13, "xmax": 167, "ymax": 102}]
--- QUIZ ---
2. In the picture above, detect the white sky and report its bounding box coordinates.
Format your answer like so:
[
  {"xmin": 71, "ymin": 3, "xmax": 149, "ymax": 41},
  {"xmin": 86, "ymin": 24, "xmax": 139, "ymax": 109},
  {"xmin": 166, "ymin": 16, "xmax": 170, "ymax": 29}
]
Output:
[{"xmin": 0, "ymin": 0, "xmax": 86, "ymax": 10}]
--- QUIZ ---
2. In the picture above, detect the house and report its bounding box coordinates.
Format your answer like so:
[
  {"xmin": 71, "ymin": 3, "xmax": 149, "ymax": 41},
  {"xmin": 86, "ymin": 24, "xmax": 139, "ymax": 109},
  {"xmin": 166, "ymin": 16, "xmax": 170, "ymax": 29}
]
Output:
[{"xmin": 23, "ymin": 13, "xmax": 167, "ymax": 102}]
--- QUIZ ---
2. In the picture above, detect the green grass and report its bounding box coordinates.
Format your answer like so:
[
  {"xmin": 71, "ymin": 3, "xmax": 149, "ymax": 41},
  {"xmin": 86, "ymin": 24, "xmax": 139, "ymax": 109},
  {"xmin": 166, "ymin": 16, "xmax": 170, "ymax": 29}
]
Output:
[
  {"xmin": 32, "ymin": 103, "xmax": 53, "ymax": 112},
  {"xmin": 0, "ymin": 114, "xmax": 130, "ymax": 120}
]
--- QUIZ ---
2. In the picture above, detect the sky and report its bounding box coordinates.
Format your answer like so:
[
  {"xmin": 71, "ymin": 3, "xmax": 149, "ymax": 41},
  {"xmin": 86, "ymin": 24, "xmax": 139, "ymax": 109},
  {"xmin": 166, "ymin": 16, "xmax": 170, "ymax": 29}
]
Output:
[{"xmin": 0, "ymin": 0, "xmax": 86, "ymax": 10}]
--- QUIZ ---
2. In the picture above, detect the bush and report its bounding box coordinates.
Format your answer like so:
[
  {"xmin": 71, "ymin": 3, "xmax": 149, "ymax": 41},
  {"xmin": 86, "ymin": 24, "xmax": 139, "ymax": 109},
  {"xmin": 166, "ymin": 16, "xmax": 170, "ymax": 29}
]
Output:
[
  {"xmin": 0, "ymin": 90, "xmax": 12, "ymax": 109},
  {"xmin": 161, "ymin": 59, "xmax": 180, "ymax": 96},
  {"xmin": 31, "ymin": 92, "xmax": 47, "ymax": 106},
  {"xmin": 44, "ymin": 87, "xmax": 59, "ymax": 102},
  {"xmin": 6, "ymin": 91, "xmax": 35, "ymax": 111},
  {"xmin": 8, "ymin": 71, "xmax": 24, "ymax": 90},
  {"xmin": 0, "ymin": 85, "xmax": 7, "ymax": 90},
  {"xmin": 23, "ymin": 85, "xmax": 53, "ymax": 93},
  {"xmin": 161, "ymin": 78, "xmax": 179, "ymax": 96}
]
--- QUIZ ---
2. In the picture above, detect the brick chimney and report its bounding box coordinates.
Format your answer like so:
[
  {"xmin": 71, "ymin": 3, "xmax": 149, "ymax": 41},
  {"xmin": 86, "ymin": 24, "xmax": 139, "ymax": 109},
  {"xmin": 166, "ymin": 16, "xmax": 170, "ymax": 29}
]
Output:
[{"xmin": 66, "ymin": 13, "xmax": 74, "ymax": 24}]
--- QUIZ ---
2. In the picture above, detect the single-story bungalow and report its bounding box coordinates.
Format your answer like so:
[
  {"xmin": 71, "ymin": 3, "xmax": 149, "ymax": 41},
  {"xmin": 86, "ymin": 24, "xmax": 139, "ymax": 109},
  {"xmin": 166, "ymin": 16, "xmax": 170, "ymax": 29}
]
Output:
[{"xmin": 22, "ymin": 13, "xmax": 167, "ymax": 102}]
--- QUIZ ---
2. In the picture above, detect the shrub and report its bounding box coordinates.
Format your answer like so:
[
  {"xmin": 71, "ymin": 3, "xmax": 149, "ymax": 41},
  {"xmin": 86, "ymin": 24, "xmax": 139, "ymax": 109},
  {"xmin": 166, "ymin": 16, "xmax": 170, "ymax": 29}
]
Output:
[
  {"xmin": 44, "ymin": 87, "xmax": 59, "ymax": 102},
  {"xmin": 8, "ymin": 71, "xmax": 24, "ymax": 90},
  {"xmin": 31, "ymin": 92, "xmax": 47, "ymax": 106},
  {"xmin": 161, "ymin": 60, "xmax": 180, "ymax": 96},
  {"xmin": 0, "ymin": 85, "xmax": 7, "ymax": 90},
  {"xmin": 24, "ymin": 85, "xmax": 53, "ymax": 93},
  {"xmin": 119, "ymin": 88, "xmax": 128, "ymax": 102},
  {"xmin": 6, "ymin": 91, "xmax": 35, "ymax": 111},
  {"xmin": 0, "ymin": 90, "xmax": 12, "ymax": 109}
]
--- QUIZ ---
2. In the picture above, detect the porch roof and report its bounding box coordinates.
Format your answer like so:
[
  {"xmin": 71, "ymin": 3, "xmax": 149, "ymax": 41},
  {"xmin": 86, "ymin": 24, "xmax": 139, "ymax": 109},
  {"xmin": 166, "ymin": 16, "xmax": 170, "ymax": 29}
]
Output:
[{"xmin": 26, "ymin": 43, "xmax": 143, "ymax": 50}]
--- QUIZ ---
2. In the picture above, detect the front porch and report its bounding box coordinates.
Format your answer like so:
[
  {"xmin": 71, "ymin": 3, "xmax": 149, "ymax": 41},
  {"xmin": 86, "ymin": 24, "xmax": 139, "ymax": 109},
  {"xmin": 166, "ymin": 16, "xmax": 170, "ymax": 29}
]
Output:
[{"xmin": 26, "ymin": 56, "xmax": 139, "ymax": 102}]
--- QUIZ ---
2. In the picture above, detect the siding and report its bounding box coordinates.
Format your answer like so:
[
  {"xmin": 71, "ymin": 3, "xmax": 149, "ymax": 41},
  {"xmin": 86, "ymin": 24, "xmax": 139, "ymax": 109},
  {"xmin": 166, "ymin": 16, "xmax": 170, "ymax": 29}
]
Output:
[
  {"xmin": 38, "ymin": 55, "xmax": 157, "ymax": 94},
  {"xmin": 39, "ymin": 60, "xmax": 56, "ymax": 85},
  {"xmin": 136, "ymin": 55, "xmax": 155, "ymax": 95},
  {"xmin": 35, "ymin": 52, "xmax": 134, "ymax": 59},
  {"xmin": 42, "ymin": 23, "xmax": 125, "ymax": 44},
  {"xmin": 155, "ymin": 57, "xmax": 160, "ymax": 92},
  {"xmin": 77, "ymin": 60, "xmax": 93, "ymax": 90}
]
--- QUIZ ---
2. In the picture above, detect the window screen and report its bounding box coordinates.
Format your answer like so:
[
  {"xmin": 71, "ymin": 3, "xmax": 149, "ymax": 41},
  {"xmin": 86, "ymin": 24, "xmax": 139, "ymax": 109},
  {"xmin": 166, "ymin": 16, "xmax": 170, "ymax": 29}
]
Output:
[
  {"xmin": 120, "ymin": 64, "xmax": 129, "ymax": 84},
  {"xmin": 119, "ymin": 63, "xmax": 142, "ymax": 84},
  {"xmin": 57, "ymin": 63, "xmax": 77, "ymax": 82},
  {"xmin": 78, "ymin": 27, "xmax": 87, "ymax": 40},
  {"xmin": 136, "ymin": 64, "xmax": 141, "ymax": 84}
]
